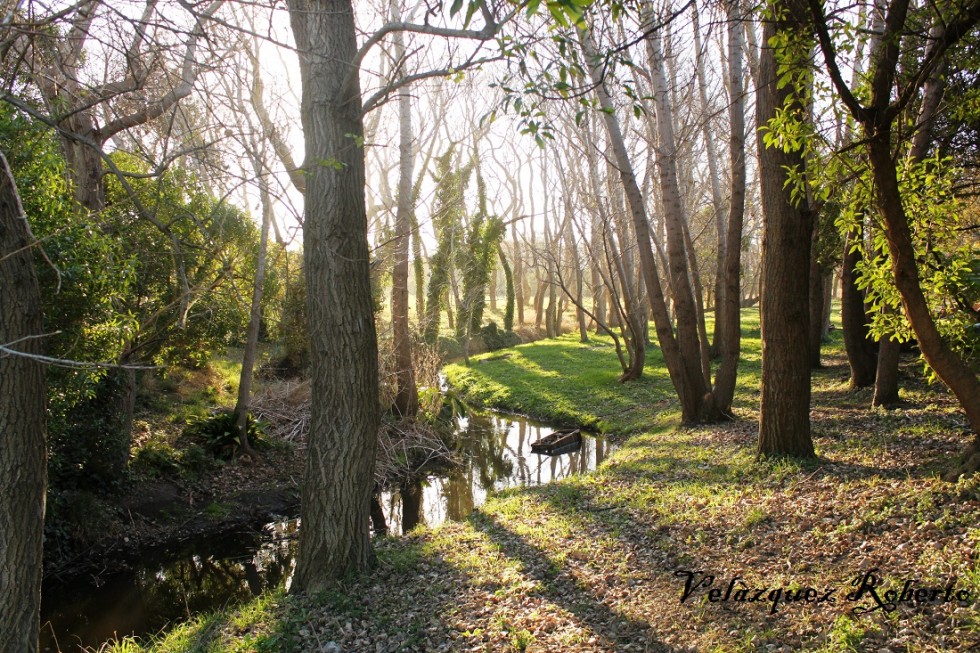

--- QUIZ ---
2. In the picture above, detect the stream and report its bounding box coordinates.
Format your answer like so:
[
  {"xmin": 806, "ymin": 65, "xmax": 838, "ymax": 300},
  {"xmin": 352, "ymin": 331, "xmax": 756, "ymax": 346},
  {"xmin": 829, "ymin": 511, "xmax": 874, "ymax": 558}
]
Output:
[{"xmin": 40, "ymin": 412, "xmax": 612, "ymax": 652}]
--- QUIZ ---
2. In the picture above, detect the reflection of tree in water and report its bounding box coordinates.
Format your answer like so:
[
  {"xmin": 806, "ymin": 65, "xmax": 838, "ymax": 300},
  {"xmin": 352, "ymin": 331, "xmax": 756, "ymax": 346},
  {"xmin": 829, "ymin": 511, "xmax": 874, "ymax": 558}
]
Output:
[
  {"xmin": 41, "ymin": 522, "xmax": 298, "ymax": 651},
  {"xmin": 444, "ymin": 467, "xmax": 476, "ymax": 522},
  {"xmin": 459, "ymin": 414, "xmax": 514, "ymax": 490},
  {"xmin": 376, "ymin": 414, "xmax": 615, "ymax": 535},
  {"xmin": 138, "ymin": 524, "xmax": 296, "ymax": 621},
  {"xmin": 400, "ymin": 480, "xmax": 425, "ymax": 532},
  {"xmin": 438, "ymin": 414, "xmax": 511, "ymax": 522}
]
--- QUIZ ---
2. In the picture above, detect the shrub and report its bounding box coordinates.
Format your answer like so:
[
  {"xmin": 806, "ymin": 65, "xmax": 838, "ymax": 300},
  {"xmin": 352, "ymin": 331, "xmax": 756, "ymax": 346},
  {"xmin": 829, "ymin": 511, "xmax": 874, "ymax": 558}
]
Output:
[{"xmin": 183, "ymin": 410, "xmax": 269, "ymax": 459}]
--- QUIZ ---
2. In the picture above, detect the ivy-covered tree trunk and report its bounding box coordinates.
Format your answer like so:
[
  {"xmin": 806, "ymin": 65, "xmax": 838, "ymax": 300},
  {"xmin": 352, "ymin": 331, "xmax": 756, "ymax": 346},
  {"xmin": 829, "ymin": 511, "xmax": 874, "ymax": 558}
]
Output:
[
  {"xmin": 756, "ymin": 0, "xmax": 816, "ymax": 459},
  {"xmin": 0, "ymin": 152, "xmax": 47, "ymax": 653},
  {"xmin": 424, "ymin": 148, "xmax": 471, "ymax": 344},
  {"xmin": 499, "ymin": 249, "xmax": 515, "ymax": 331},
  {"xmin": 391, "ymin": 19, "xmax": 418, "ymax": 418},
  {"xmin": 286, "ymin": 0, "xmax": 379, "ymax": 591}
]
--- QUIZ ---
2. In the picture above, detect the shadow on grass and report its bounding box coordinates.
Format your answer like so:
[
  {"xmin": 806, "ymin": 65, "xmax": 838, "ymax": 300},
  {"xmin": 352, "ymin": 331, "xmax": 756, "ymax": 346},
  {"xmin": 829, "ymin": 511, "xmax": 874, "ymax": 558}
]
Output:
[{"xmin": 468, "ymin": 510, "xmax": 677, "ymax": 652}]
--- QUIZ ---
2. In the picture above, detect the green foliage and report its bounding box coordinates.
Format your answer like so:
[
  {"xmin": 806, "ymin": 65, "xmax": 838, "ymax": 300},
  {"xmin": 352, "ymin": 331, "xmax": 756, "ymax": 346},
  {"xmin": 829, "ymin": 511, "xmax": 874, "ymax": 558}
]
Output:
[
  {"xmin": 131, "ymin": 439, "xmax": 211, "ymax": 479},
  {"xmin": 48, "ymin": 372, "xmax": 133, "ymax": 493},
  {"xmin": 457, "ymin": 164, "xmax": 505, "ymax": 338},
  {"xmin": 131, "ymin": 439, "xmax": 182, "ymax": 478},
  {"xmin": 479, "ymin": 321, "xmax": 520, "ymax": 351},
  {"xmin": 102, "ymin": 152, "xmax": 258, "ymax": 369},
  {"xmin": 424, "ymin": 146, "xmax": 475, "ymax": 343},
  {"xmin": 756, "ymin": 7, "xmax": 825, "ymax": 210},
  {"xmin": 2, "ymin": 106, "xmax": 272, "ymax": 497},
  {"xmin": 44, "ymin": 489, "xmax": 118, "ymax": 559},
  {"xmin": 837, "ymin": 154, "xmax": 979, "ymax": 375},
  {"xmin": 821, "ymin": 615, "xmax": 866, "ymax": 653},
  {"xmin": 183, "ymin": 410, "xmax": 269, "ymax": 459}
]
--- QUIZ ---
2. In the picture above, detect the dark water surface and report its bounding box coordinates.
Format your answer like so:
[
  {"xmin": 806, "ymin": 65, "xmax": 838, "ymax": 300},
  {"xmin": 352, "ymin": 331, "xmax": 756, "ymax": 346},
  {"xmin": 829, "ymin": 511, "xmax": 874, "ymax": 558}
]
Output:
[
  {"xmin": 40, "ymin": 520, "xmax": 297, "ymax": 652},
  {"xmin": 41, "ymin": 413, "xmax": 611, "ymax": 651}
]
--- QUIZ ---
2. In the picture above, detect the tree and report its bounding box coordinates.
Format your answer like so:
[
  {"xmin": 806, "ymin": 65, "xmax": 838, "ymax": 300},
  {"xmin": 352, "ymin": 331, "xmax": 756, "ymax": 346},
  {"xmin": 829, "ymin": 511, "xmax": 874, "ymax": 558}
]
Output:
[
  {"xmin": 0, "ymin": 152, "xmax": 46, "ymax": 653},
  {"xmin": 807, "ymin": 0, "xmax": 980, "ymax": 471},
  {"xmin": 841, "ymin": 227, "xmax": 879, "ymax": 387},
  {"xmin": 232, "ymin": 115, "xmax": 275, "ymax": 455},
  {"xmin": 711, "ymin": 0, "xmax": 749, "ymax": 416},
  {"xmin": 1, "ymin": 0, "xmax": 230, "ymax": 477},
  {"xmin": 457, "ymin": 159, "xmax": 506, "ymax": 340},
  {"xmin": 574, "ymin": 5, "xmax": 747, "ymax": 420},
  {"xmin": 874, "ymin": 20, "xmax": 948, "ymax": 408},
  {"xmin": 285, "ymin": 0, "xmax": 380, "ymax": 591},
  {"xmin": 391, "ymin": 7, "xmax": 419, "ymax": 418},
  {"xmin": 424, "ymin": 147, "xmax": 474, "ymax": 344},
  {"xmin": 755, "ymin": 0, "xmax": 816, "ymax": 458}
]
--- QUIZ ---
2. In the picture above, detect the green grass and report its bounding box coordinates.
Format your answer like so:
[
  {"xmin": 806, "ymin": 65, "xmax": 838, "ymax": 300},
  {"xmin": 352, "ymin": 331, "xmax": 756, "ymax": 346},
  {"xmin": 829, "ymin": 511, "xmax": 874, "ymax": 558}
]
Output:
[
  {"xmin": 105, "ymin": 307, "xmax": 980, "ymax": 652},
  {"xmin": 444, "ymin": 308, "xmax": 766, "ymax": 434}
]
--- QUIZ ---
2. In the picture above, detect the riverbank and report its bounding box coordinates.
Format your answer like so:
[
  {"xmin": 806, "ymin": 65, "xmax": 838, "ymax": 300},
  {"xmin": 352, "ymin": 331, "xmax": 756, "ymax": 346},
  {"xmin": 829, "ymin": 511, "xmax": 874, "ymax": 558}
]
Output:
[{"xmin": 105, "ymin": 311, "xmax": 979, "ymax": 652}]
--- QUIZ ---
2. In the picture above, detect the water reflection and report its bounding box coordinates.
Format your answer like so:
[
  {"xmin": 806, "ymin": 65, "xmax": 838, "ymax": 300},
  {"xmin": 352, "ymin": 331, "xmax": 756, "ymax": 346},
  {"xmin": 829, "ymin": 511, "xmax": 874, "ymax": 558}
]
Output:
[
  {"xmin": 40, "ymin": 520, "xmax": 297, "ymax": 653},
  {"xmin": 381, "ymin": 413, "xmax": 611, "ymax": 535},
  {"xmin": 41, "ymin": 414, "xmax": 611, "ymax": 650}
]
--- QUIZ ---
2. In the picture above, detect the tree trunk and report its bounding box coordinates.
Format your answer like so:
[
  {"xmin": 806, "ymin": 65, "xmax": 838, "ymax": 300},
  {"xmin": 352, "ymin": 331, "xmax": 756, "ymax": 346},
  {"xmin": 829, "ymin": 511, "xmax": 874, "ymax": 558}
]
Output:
[
  {"xmin": 513, "ymin": 225, "xmax": 525, "ymax": 325},
  {"xmin": 391, "ymin": 22, "xmax": 419, "ymax": 418},
  {"xmin": 692, "ymin": 1, "xmax": 728, "ymax": 356},
  {"xmin": 590, "ymin": 209, "xmax": 606, "ymax": 335},
  {"xmin": 370, "ymin": 494, "xmax": 388, "ymax": 536},
  {"xmin": 233, "ymin": 143, "xmax": 274, "ymax": 454},
  {"xmin": 710, "ymin": 0, "xmax": 747, "ymax": 417},
  {"xmin": 286, "ymin": 0, "xmax": 379, "ymax": 592},
  {"xmin": 873, "ymin": 337, "xmax": 902, "ymax": 406},
  {"xmin": 400, "ymin": 480, "xmax": 424, "ymax": 532},
  {"xmin": 841, "ymin": 230, "xmax": 878, "ymax": 387},
  {"xmin": 808, "ymin": 241, "xmax": 825, "ymax": 369},
  {"xmin": 868, "ymin": 131, "xmax": 980, "ymax": 437},
  {"xmin": 499, "ymin": 249, "xmax": 515, "ymax": 331},
  {"xmin": 488, "ymin": 267, "xmax": 498, "ymax": 312},
  {"xmin": 566, "ymin": 218, "xmax": 588, "ymax": 343},
  {"xmin": 756, "ymin": 0, "xmax": 815, "ymax": 458},
  {"xmin": 580, "ymin": 26, "xmax": 690, "ymax": 403},
  {"xmin": 644, "ymin": 21, "xmax": 714, "ymax": 417},
  {"xmin": 0, "ymin": 152, "xmax": 46, "ymax": 653},
  {"xmin": 873, "ymin": 31, "xmax": 945, "ymax": 408}
]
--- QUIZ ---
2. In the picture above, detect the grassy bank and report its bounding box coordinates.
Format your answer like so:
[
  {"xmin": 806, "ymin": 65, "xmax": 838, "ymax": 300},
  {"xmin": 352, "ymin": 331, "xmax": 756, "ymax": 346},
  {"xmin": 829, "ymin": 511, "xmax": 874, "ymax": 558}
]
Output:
[{"xmin": 108, "ymin": 310, "xmax": 979, "ymax": 652}]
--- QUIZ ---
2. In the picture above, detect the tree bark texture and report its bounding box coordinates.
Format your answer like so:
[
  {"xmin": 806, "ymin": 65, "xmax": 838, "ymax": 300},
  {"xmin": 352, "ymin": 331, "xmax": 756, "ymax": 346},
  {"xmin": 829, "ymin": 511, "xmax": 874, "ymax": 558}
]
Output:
[
  {"xmin": 808, "ymin": 244, "xmax": 826, "ymax": 369},
  {"xmin": 286, "ymin": 0, "xmax": 380, "ymax": 592},
  {"xmin": 756, "ymin": 1, "xmax": 816, "ymax": 458},
  {"xmin": 0, "ymin": 152, "xmax": 46, "ymax": 653}
]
